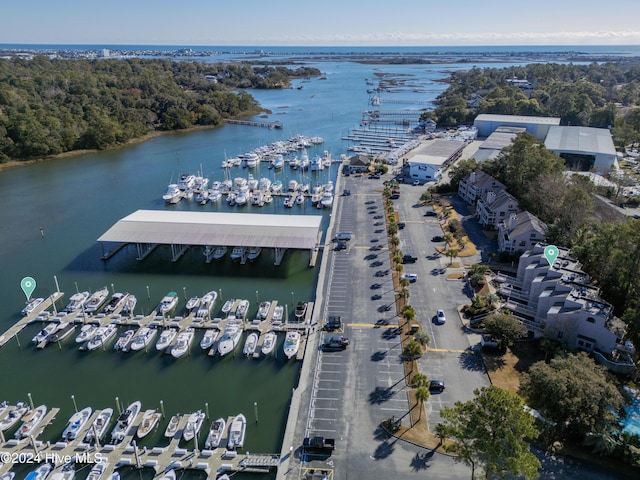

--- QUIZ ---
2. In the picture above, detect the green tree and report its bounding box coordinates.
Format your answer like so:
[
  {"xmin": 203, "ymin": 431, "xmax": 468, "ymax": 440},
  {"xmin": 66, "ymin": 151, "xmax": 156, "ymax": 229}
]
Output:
[
  {"xmin": 448, "ymin": 160, "xmax": 478, "ymax": 189},
  {"xmin": 414, "ymin": 386, "xmax": 430, "ymax": 420},
  {"xmin": 438, "ymin": 386, "xmax": 541, "ymax": 480},
  {"xmin": 414, "ymin": 331, "xmax": 431, "ymax": 348},
  {"xmin": 447, "ymin": 248, "xmax": 459, "ymax": 266},
  {"xmin": 410, "ymin": 372, "xmax": 429, "ymax": 388},
  {"xmin": 484, "ymin": 312, "xmax": 527, "ymax": 349},
  {"xmin": 401, "ymin": 304, "xmax": 416, "ymax": 323},
  {"xmin": 403, "ymin": 340, "xmax": 423, "ymax": 359}
]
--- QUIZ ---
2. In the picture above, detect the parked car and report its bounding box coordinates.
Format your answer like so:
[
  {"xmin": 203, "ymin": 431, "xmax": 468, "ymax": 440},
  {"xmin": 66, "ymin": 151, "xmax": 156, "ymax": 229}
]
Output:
[
  {"xmin": 436, "ymin": 309, "xmax": 446, "ymax": 324},
  {"xmin": 397, "ymin": 222, "xmax": 406, "ymax": 230},
  {"xmin": 324, "ymin": 316, "xmax": 343, "ymax": 331},
  {"xmin": 429, "ymin": 380, "xmax": 445, "ymax": 393},
  {"xmin": 401, "ymin": 273, "xmax": 418, "ymax": 283},
  {"xmin": 431, "ymin": 235, "xmax": 444, "ymax": 242},
  {"xmin": 323, "ymin": 336, "xmax": 350, "ymax": 350},
  {"xmin": 424, "ymin": 210, "xmax": 437, "ymax": 217},
  {"xmin": 402, "ymin": 254, "xmax": 417, "ymax": 264}
]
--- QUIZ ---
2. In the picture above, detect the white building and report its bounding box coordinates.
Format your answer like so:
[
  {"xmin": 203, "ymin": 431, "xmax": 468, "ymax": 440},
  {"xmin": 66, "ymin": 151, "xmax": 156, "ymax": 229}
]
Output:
[
  {"xmin": 544, "ymin": 126, "xmax": 617, "ymax": 174},
  {"xmin": 458, "ymin": 170, "xmax": 506, "ymax": 205},
  {"xmin": 476, "ymin": 190, "xmax": 519, "ymax": 229},
  {"xmin": 497, "ymin": 212, "xmax": 547, "ymax": 254},
  {"xmin": 473, "ymin": 114, "xmax": 561, "ymax": 140},
  {"xmin": 407, "ymin": 139, "xmax": 466, "ymax": 182}
]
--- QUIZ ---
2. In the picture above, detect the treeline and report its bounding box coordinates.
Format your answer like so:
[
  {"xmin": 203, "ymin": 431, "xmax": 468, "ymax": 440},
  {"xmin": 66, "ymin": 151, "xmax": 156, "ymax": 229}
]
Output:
[
  {"xmin": 0, "ymin": 57, "xmax": 320, "ymax": 162},
  {"xmin": 426, "ymin": 61, "xmax": 640, "ymax": 146}
]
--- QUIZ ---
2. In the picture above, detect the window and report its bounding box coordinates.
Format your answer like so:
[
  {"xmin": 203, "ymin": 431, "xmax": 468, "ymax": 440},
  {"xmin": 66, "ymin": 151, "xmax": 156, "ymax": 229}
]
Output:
[
  {"xmin": 499, "ymin": 212, "xmax": 505, "ymax": 217},
  {"xmin": 519, "ymin": 241, "xmax": 526, "ymax": 247}
]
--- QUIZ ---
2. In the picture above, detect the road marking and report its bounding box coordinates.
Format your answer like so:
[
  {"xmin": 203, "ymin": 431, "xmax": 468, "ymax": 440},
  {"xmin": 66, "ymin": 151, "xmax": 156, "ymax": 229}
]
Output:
[
  {"xmin": 347, "ymin": 323, "xmax": 397, "ymax": 329},
  {"xmin": 426, "ymin": 347, "xmax": 468, "ymax": 353}
]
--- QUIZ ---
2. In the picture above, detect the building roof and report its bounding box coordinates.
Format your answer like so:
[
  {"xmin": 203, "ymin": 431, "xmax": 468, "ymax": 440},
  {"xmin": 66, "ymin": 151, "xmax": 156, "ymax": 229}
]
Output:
[
  {"xmin": 544, "ymin": 126, "xmax": 616, "ymax": 155},
  {"xmin": 349, "ymin": 154, "xmax": 369, "ymax": 167},
  {"xmin": 98, "ymin": 210, "xmax": 323, "ymax": 250},
  {"xmin": 463, "ymin": 170, "xmax": 506, "ymax": 192},
  {"xmin": 475, "ymin": 114, "xmax": 561, "ymax": 125},
  {"xmin": 479, "ymin": 128, "xmax": 525, "ymax": 151},
  {"xmin": 502, "ymin": 211, "xmax": 548, "ymax": 238},
  {"xmin": 409, "ymin": 139, "xmax": 466, "ymax": 165},
  {"xmin": 484, "ymin": 190, "xmax": 519, "ymax": 211}
]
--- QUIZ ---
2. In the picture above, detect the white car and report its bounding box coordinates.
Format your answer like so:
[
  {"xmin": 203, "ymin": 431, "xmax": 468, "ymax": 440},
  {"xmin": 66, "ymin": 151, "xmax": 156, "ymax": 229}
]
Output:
[
  {"xmin": 436, "ymin": 309, "xmax": 446, "ymax": 324},
  {"xmin": 401, "ymin": 273, "xmax": 418, "ymax": 283}
]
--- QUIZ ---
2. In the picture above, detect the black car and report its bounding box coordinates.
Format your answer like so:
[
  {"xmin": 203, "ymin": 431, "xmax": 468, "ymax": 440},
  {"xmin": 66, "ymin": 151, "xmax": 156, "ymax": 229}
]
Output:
[
  {"xmin": 397, "ymin": 222, "xmax": 406, "ymax": 230},
  {"xmin": 324, "ymin": 315, "xmax": 343, "ymax": 331},
  {"xmin": 424, "ymin": 210, "xmax": 437, "ymax": 217},
  {"xmin": 323, "ymin": 335, "xmax": 350, "ymax": 350},
  {"xmin": 429, "ymin": 380, "xmax": 445, "ymax": 393},
  {"xmin": 402, "ymin": 254, "xmax": 417, "ymax": 264},
  {"xmin": 431, "ymin": 235, "xmax": 444, "ymax": 242}
]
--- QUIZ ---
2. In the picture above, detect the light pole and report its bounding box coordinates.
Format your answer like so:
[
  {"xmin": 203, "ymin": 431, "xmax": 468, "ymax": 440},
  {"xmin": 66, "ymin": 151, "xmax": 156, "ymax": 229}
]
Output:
[{"xmin": 71, "ymin": 394, "xmax": 78, "ymax": 413}]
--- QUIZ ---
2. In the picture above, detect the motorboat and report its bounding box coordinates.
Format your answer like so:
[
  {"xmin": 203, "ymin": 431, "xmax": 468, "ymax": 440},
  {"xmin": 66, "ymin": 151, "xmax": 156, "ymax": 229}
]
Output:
[
  {"xmin": 86, "ymin": 462, "xmax": 107, "ymax": 480},
  {"xmin": 310, "ymin": 155, "xmax": 324, "ymax": 171},
  {"xmin": 235, "ymin": 188, "xmax": 249, "ymax": 206},
  {"xmin": 25, "ymin": 464, "xmax": 53, "ymax": 480},
  {"xmin": 122, "ymin": 295, "xmax": 137, "ymax": 316},
  {"xmin": 271, "ymin": 180, "xmax": 283, "ymax": 193},
  {"xmin": 103, "ymin": 293, "xmax": 129, "ymax": 315},
  {"xmin": 15, "ymin": 404, "xmax": 47, "ymax": 439},
  {"xmin": 32, "ymin": 322, "xmax": 60, "ymax": 344},
  {"xmin": 217, "ymin": 323, "xmax": 243, "ymax": 356},
  {"xmin": 324, "ymin": 180, "xmax": 334, "ymax": 192},
  {"xmin": 62, "ymin": 406, "xmax": 92, "ymax": 440},
  {"xmin": 84, "ymin": 408, "xmax": 113, "ymax": 444},
  {"xmin": 204, "ymin": 417, "xmax": 226, "ymax": 449},
  {"xmin": 226, "ymin": 413, "xmax": 246, "ymax": 449},
  {"xmin": 171, "ymin": 328, "xmax": 195, "ymax": 358},
  {"xmin": 1, "ymin": 473, "xmax": 15, "ymax": 480},
  {"xmin": 162, "ymin": 184, "xmax": 182, "ymax": 204},
  {"xmin": 283, "ymin": 331, "xmax": 301, "ymax": 359},
  {"xmin": 221, "ymin": 298, "xmax": 235, "ymax": 315},
  {"xmin": 48, "ymin": 323, "xmax": 76, "ymax": 344},
  {"xmin": 110, "ymin": 401, "xmax": 142, "ymax": 444},
  {"xmin": 247, "ymin": 247, "xmax": 261, "ymax": 261},
  {"xmin": 289, "ymin": 156, "xmax": 300, "ymax": 170},
  {"xmin": 200, "ymin": 329, "xmax": 219, "ymax": 350},
  {"xmin": 208, "ymin": 189, "xmax": 222, "ymax": 202},
  {"xmin": 261, "ymin": 331, "xmax": 277, "ymax": 355},
  {"xmin": 196, "ymin": 291, "xmax": 218, "ymax": 320},
  {"xmin": 295, "ymin": 301, "xmax": 308, "ymax": 319},
  {"xmin": 113, "ymin": 329, "xmax": 136, "ymax": 351},
  {"xmin": 75, "ymin": 324, "xmax": 98, "ymax": 344},
  {"xmin": 272, "ymin": 305, "xmax": 284, "ymax": 323},
  {"xmin": 159, "ymin": 292, "xmax": 179, "ymax": 315},
  {"xmin": 164, "ymin": 415, "xmax": 180, "ymax": 438},
  {"xmin": 322, "ymin": 151, "xmax": 332, "ymax": 167},
  {"xmin": 295, "ymin": 193, "xmax": 305, "ymax": 205},
  {"xmin": 0, "ymin": 402, "xmax": 29, "ymax": 432},
  {"xmin": 22, "ymin": 297, "xmax": 44, "ymax": 316},
  {"xmin": 106, "ymin": 473, "xmax": 120, "ymax": 480},
  {"xmin": 194, "ymin": 189, "xmax": 209, "ymax": 204},
  {"xmin": 234, "ymin": 299, "xmax": 249, "ymax": 319},
  {"xmin": 288, "ymin": 179, "xmax": 298, "ymax": 192},
  {"xmin": 257, "ymin": 301, "xmax": 271, "ymax": 319},
  {"xmin": 48, "ymin": 462, "xmax": 75, "ymax": 480},
  {"xmin": 250, "ymin": 190, "xmax": 264, "ymax": 206},
  {"xmin": 247, "ymin": 173, "xmax": 259, "ymax": 191},
  {"xmin": 178, "ymin": 174, "xmax": 195, "ymax": 191},
  {"xmin": 86, "ymin": 324, "xmax": 118, "ymax": 351},
  {"xmin": 310, "ymin": 185, "xmax": 323, "ymax": 204},
  {"xmin": 243, "ymin": 332, "xmax": 258, "ymax": 356},
  {"xmin": 84, "ymin": 286, "xmax": 109, "ymax": 314},
  {"xmin": 136, "ymin": 410, "xmax": 161, "ymax": 438},
  {"xmin": 129, "ymin": 327, "xmax": 157, "ymax": 352},
  {"xmin": 230, "ymin": 247, "xmax": 246, "ymax": 261},
  {"xmin": 182, "ymin": 410, "xmax": 205, "ymax": 442},
  {"xmin": 63, "ymin": 291, "xmax": 89, "ymax": 314},
  {"xmin": 185, "ymin": 296, "xmax": 201, "ymax": 312},
  {"xmin": 259, "ymin": 177, "xmax": 272, "ymax": 191},
  {"xmin": 212, "ymin": 246, "xmax": 227, "ymax": 260},
  {"xmin": 272, "ymin": 155, "xmax": 284, "ymax": 170},
  {"xmin": 155, "ymin": 328, "xmax": 178, "ymax": 351},
  {"xmin": 320, "ymin": 191, "xmax": 334, "ymax": 208},
  {"xmin": 159, "ymin": 470, "xmax": 176, "ymax": 480}
]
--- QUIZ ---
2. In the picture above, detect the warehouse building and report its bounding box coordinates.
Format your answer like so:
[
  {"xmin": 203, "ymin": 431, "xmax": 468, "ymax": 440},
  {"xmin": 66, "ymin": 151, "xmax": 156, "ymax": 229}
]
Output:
[
  {"xmin": 473, "ymin": 114, "xmax": 560, "ymax": 140},
  {"xmin": 544, "ymin": 126, "xmax": 617, "ymax": 173}
]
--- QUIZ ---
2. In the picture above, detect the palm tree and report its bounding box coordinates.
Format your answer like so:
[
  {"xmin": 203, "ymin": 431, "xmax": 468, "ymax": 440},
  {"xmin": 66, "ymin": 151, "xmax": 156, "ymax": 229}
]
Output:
[
  {"xmin": 395, "ymin": 263, "xmax": 404, "ymax": 274},
  {"xmin": 401, "ymin": 304, "xmax": 416, "ymax": 323},
  {"xmin": 414, "ymin": 386, "xmax": 430, "ymax": 420},
  {"xmin": 399, "ymin": 277, "xmax": 410, "ymax": 288},
  {"xmin": 398, "ymin": 287, "xmax": 410, "ymax": 301},
  {"xmin": 410, "ymin": 373, "xmax": 429, "ymax": 388},
  {"xmin": 442, "ymin": 233, "xmax": 453, "ymax": 249},
  {"xmin": 388, "ymin": 223, "xmax": 398, "ymax": 235},
  {"xmin": 389, "ymin": 236, "xmax": 400, "ymax": 248},
  {"xmin": 448, "ymin": 248, "xmax": 459, "ymax": 266},
  {"xmin": 414, "ymin": 331, "xmax": 431, "ymax": 348}
]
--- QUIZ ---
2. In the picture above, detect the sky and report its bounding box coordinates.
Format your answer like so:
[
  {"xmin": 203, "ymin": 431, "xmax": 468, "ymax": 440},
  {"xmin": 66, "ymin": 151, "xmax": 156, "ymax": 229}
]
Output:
[{"xmin": 2, "ymin": 0, "xmax": 640, "ymax": 46}]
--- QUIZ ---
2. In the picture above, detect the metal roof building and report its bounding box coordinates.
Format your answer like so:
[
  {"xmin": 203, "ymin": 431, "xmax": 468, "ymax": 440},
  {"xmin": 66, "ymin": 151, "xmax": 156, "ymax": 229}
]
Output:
[
  {"xmin": 407, "ymin": 139, "xmax": 466, "ymax": 182},
  {"xmin": 474, "ymin": 114, "xmax": 560, "ymax": 140},
  {"xmin": 544, "ymin": 126, "xmax": 617, "ymax": 173}
]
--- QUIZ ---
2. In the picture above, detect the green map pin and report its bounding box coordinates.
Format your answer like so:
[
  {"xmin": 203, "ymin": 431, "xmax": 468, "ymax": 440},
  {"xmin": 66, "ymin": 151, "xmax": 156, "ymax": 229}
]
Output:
[
  {"xmin": 543, "ymin": 245, "xmax": 559, "ymax": 267},
  {"xmin": 21, "ymin": 276, "xmax": 36, "ymax": 300}
]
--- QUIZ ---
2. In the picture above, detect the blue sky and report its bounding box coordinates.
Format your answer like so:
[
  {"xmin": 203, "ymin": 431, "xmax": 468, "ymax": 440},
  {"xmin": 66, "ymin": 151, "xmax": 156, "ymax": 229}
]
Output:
[{"xmin": 2, "ymin": 0, "xmax": 640, "ymax": 46}]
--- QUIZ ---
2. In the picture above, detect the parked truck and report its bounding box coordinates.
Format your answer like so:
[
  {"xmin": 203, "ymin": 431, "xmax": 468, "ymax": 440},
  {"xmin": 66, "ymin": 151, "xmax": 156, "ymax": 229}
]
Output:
[{"xmin": 303, "ymin": 436, "xmax": 336, "ymax": 453}]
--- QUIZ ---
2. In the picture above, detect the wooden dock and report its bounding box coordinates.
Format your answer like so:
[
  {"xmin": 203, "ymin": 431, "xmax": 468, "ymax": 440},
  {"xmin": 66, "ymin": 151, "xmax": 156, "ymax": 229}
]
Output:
[{"xmin": 224, "ymin": 119, "xmax": 283, "ymax": 129}]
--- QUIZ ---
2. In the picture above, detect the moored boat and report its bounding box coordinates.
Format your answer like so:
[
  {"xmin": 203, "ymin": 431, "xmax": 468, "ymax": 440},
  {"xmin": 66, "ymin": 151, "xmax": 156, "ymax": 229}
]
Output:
[
  {"xmin": 136, "ymin": 410, "xmax": 162, "ymax": 438},
  {"xmin": 75, "ymin": 324, "xmax": 98, "ymax": 343},
  {"xmin": 22, "ymin": 297, "xmax": 45, "ymax": 316},
  {"xmin": 159, "ymin": 470, "xmax": 176, "ymax": 480},
  {"xmin": 185, "ymin": 296, "xmax": 201, "ymax": 312},
  {"xmin": 204, "ymin": 417, "xmax": 226, "ymax": 449},
  {"xmin": 283, "ymin": 331, "xmax": 301, "ymax": 359},
  {"xmin": 32, "ymin": 322, "xmax": 60, "ymax": 344},
  {"xmin": 103, "ymin": 293, "xmax": 129, "ymax": 315},
  {"xmin": 129, "ymin": 327, "xmax": 158, "ymax": 352},
  {"xmin": 114, "ymin": 329, "xmax": 136, "ymax": 351},
  {"xmin": 158, "ymin": 292, "xmax": 179, "ymax": 315},
  {"xmin": 86, "ymin": 324, "xmax": 118, "ymax": 351},
  {"xmin": 272, "ymin": 305, "xmax": 284, "ymax": 323},
  {"xmin": 226, "ymin": 413, "xmax": 246, "ymax": 449},
  {"xmin": 164, "ymin": 415, "xmax": 180, "ymax": 438},
  {"xmin": 25, "ymin": 463, "xmax": 53, "ymax": 480},
  {"xmin": 182, "ymin": 410, "xmax": 205, "ymax": 442},
  {"xmin": 257, "ymin": 301, "xmax": 271, "ymax": 319},
  {"xmin": 295, "ymin": 301, "xmax": 308, "ymax": 319},
  {"xmin": 243, "ymin": 332, "xmax": 258, "ymax": 356},
  {"xmin": 234, "ymin": 299, "xmax": 249, "ymax": 319},
  {"xmin": 261, "ymin": 331, "xmax": 277, "ymax": 355},
  {"xmin": 162, "ymin": 184, "xmax": 182, "ymax": 204},
  {"xmin": 247, "ymin": 247, "xmax": 261, "ymax": 261},
  {"xmin": 212, "ymin": 246, "xmax": 227, "ymax": 260},
  {"xmin": 171, "ymin": 328, "xmax": 195, "ymax": 358},
  {"xmin": 221, "ymin": 298, "xmax": 235, "ymax": 315},
  {"xmin": 86, "ymin": 462, "xmax": 107, "ymax": 480},
  {"xmin": 155, "ymin": 328, "xmax": 178, "ymax": 351},
  {"xmin": 121, "ymin": 295, "xmax": 137, "ymax": 316},
  {"xmin": 48, "ymin": 462, "xmax": 75, "ymax": 480},
  {"xmin": 110, "ymin": 401, "xmax": 141, "ymax": 444},
  {"xmin": 230, "ymin": 247, "xmax": 246, "ymax": 261},
  {"xmin": 200, "ymin": 329, "xmax": 219, "ymax": 350},
  {"xmin": 196, "ymin": 291, "xmax": 217, "ymax": 320},
  {"xmin": 62, "ymin": 406, "xmax": 92, "ymax": 440},
  {"xmin": 63, "ymin": 291, "xmax": 89, "ymax": 314},
  {"xmin": 84, "ymin": 287, "xmax": 110, "ymax": 314},
  {"xmin": 0, "ymin": 402, "xmax": 29, "ymax": 432},
  {"xmin": 84, "ymin": 408, "xmax": 113, "ymax": 444},
  {"xmin": 48, "ymin": 322, "xmax": 76, "ymax": 344},
  {"xmin": 217, "ymin": 323, "xmax": 243, "ymax": 356},
  {"xmin": 15, "ymin": 404, "xmax": 48, "ymax": 439}
]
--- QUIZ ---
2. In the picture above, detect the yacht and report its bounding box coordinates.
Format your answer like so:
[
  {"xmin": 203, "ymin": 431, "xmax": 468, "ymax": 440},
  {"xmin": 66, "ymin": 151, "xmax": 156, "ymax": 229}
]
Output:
[
  {"xmin": 171, "ymin": 328, "xmax": 195, "ymax": 358},
  {"xmin": 21, "ymin": 297, "xmax": 44, "ymax": 316},
  {"xmin": 121, "ymin": 295, "xmax": 137, "ymax": 316},
  {"xmin": 283, "ymin": 331, "xmax": 301, "ymax": 359},
  {"xmin": 196, "ymin": 291, "xmax": 218, "ymax": 320},
  {"xmin": 289, "ymin": 156, "xmax": 300, "ymax": 170},
  {"xmin": 25, "ymin": 464, "xmax": 53, "ymax": 480},
  {"xmin": 244, "ymin": 153, "xmax": 259, "ymax": 169},
  {"xmin": 322, "ymin": 150, "xmax": 332, "ymax": 167},
  {"xmin": 48, "ymin": 462, "xmax": 75, "ymax": 480},
  {"xmin": 287, "ymin": 179, "xmax": 298, "ymax": 192},
  {"xmin": 230, "ymin": 246, "xmax": 246, "ymax": 261},
  {"xmin": 234, "ymin": 299, "xmax": 249, "ymax": 319},
  {"xmin": 62, "ymin": 406, "xmax": 92, "ymax": 440},
  {"xmin": 110, "ymin": 401, "xmax": 142, "ymax": 444},
  {"xmin": 235, "ymin": 188, "xmax": 249, "ymax": 206},
  {"xmin": 194, "ymin": 188, "xmax": 209, "ymax": 205},
  {"xmin": 324, "ymin": 180, "xmax": 334, "ymax": 192},
  {"xmin": 63, "ymin": 291, "xmax": 89, "ymax": 314},
  {"xmin": 221, "ymin": 298, "xmax": 235, "ymax": 315},
  {"xmin": 261, "ymin": 331, "xmax": 277, "ymax": 355},
  {"xmin": 15, "ymin": 404, "xmax": 48, "ymax": 439},
  {"xmin": 114, "ymin": 330, "xmax": 135, "ymax": 351},
  {"xmin": 247, "ymin": 247, "xmax": 262, "ymax": 262},
  {"xmin": 310, "ymin": 185, "xmax": 323, "ymax": 204},
  {"xmin": 84, "ymin": 287, "xmax": 110, "ymax": 314},
  {"xmin": 257, "ymin": 301, "xmax": 271, "ymax": 319},
  {"xmin": 226, "ymin": 413, "xmax": 246, "ymax": 449},
  {"xmin": 103, "ymin": 293, "xmax": 129, "ymax": 315},
  {"xmin": 185, "ymin": 296, "xmax": 201, "ymax": 312},
  {"xmin": 159, "ymin": 292, "xmax": 179, "ymax": 315},
  {"xmin": 250, "ymin": 190, "xmax": 264, "ymax": 206},
  {"xmin": 86, "ymin": 462, "xmax": 107, "ymax": 480},
  {"xmin": 208, "ymin": 189, "xmax": 222, "ymax": 202},
  {"xmin": 136, "ymin": 410, "xmax": 161, "ymax": 438},
  {"xmin": 243, "ymin": 332, "xmax": 258, "ymax": 356},
  {"xmin": 295, "ymin": 193, "xmax": 305, "ymax": 205},
  {"xmin": 48, "ymin": 323, "xmax": 76, "ymax": 344},
  {"xmin": 178, "ymin": 174, "xmax": 195, "ymax": 191},
  {"xmin": 0, "ymin": 402, "xmax": 29, "ymax": 432},
  {"xmin": 217, "ymin": 323, "xmax": 243, "ymax": 356},
  {"xmin": 164, "ymin": 415, "xmax": 180, "ymax": 438},
  {"xmin": 200, "ymin": 329, "xmax": 219, "ymax": 350},
  {"xmin": 75, "ymin": 324, "xmax": 98, "ymax": 344},
  {"xmin": 320, "ymin": 191, "xmax": 334, "ymax": 208},
  {"xmin": 86, "ymin": 324, "xmax": 118, "ymax": 351},
  {"xmin": 129, "ymin": 327, "xmax": 158, "ymax": 352},
  {"xmin": 272, "ymin": 154, "xmax": 284, "ymax": 169},
  {"xmin": 204, "ymin": 417, "xmax": 226, "ymax": 449},
  {"xmin": 84, "ymin": 408, "xmax": 113, "ymax": 444},
  {"xmin": 162, "ymin": 184, "xmax": 182, "ymax": 204},
  {"xmin": 182, "ymin": 410, "xmax": 205, "ymax": 442},
  {"xmin": 272, "ymin": 305, "xmax": 284, "ymax": 323},
  {"xmin": 32, "ymin": 322, "xmax": 60, "ymax": 344},
  {"xmin": 155, "ymin": 328, "xmax": 178, "ymax": 351},
  {"xmin": 212, "ymin": 246, "xmax": 227, "ymax": 260},
  {"xmin": 295, "ymin": 301, "xmax": 308, "ymax": 319},
  {"xmin": 271, "ymin": 180, "xmax": 283, "ymax": 193},
  {"xmin": 259, "ymin": 177, "xmax": 272, "ymax": 191},
  {"xmin": 247, "ymin": 173, "xmax": 259, "ymax": 191},
  {"xmin": 299, "ymin": 150, "xmax": 310, "ymax": 170},
  {"xmin": 310, "ymin": 155, "xmax": 324, "ymax": 171}
]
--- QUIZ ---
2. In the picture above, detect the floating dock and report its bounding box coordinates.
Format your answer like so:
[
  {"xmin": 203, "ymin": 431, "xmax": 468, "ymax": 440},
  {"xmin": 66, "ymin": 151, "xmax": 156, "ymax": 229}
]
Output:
[{"xmin": 224, "ymin": 119, "xmax": 283, "ymax": 129}]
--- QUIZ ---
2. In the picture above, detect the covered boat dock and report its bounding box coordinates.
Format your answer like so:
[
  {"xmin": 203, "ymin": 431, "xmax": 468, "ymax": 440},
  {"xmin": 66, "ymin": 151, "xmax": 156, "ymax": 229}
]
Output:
[{"xmin": 97, "ymin": 210, "xmax": 324, "ymax": 266}]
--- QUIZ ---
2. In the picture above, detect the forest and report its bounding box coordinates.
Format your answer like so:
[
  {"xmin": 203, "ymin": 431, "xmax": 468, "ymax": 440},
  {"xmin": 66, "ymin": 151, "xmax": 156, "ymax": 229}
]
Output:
[{"xmin": 0, "ymin": 57, "xmax": 320, "ymax": 162}]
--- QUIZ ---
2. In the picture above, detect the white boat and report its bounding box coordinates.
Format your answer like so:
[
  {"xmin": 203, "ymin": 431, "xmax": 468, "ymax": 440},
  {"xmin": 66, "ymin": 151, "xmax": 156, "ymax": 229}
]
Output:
[
  {"xmin": 295, "ymin": 193, "xmax": 305, "ymax": 205},
  {"xmin": 295, "ymin": 301, "xmax": 308, "ymax": 319},
  {"xmin": 114, "ymin": 329, "xmax": 135, "ymax": 351},
  {"xmin": 25, "ymin": 464, "xmax": 53, "ymax": 480},
  {"xmin": 48, "ymin": 323, "xmax": 76, "ymax": 344},
  {"xmin": 196, "ymin": 291, "xmax": 218, "ymax": 320},
  {"xmin": 261, "ymin": 331, "xmax": 277, "ymax": 355},
  {"xmin": 235, "ymin": 188, "xmax": 249, "ymax": 206},
  {"xmin": 288, "ymin": 179, "xmax": 299, "ymax": 191},
  {"xmin": 217, "ymin": 323, "xmax": 243, "ymax": 356},
  {"xmin": 110, "ymin": 401, "xmax": 141, "ymax": 444},
  {"xmin": 204, "ymin": 417, "xmax": 226, "ymax": 449},
  {"xmin": 289, "ymin": 156, "xmax": 300, "ymax": 170},
  {"xmin": 162, "ymin": 184, "xmax": 182, "ymax": 204},
  {"xmin": 155, "ymin": 328, "xmax": 178, "ymax": 351},
  {"xmin": 195, "ymin": 189, "xmax": 209, "ymax": 204},
  {"xmin": 208, "ymin": 189, "xmax": 222, "ymax": 202},
  {"xmin": 322, "ymin": 151, "xmax": 332, "ymax": 167},
  {"xmin": 310, "ymin": 185, "xmax": 323, "ymax": 204},
  {"xmin": 86, "ymin": 462, "xmax": 107, "ymax": 480},
  {"xmin": 84, "ymin": 408, "xmax": 113, "ymax": 443},
  {"xmin": 259, "ymin": 177, "xmax": 272, "ymax": 191},
  {"xmin": 1, "ymin": 473, "xmax": 15, "ymax": 480},
  {"xmin": 63, "ymin": 291, "xmax": 89, "ymax": 314},
  {"xmin": 247, "ymin": 173, "xmax": 259, "ymax": 190},
  {"xmin": 283, "ymin": 331, "xmax": 301, "ymax": 359},
  {"xmin": 129, "ymin": 327, "xmax": 158, "ymax": 352},
  {"xmin": 272, "ymin": 155, "xmax": 284, "ymax": 170},
  {"xmin": 227, "ymin": 413, "xmax": 246, "ymax": 449},
  {"xmin": 0, "ymin": 402, "xmax": 29, "ymax": 432},
  {"xmin": 32, "ymin": 322, "xmax": 60, "ymax": 344},
  {"xmin": 247, "ymin": 247, "xmax": 261, "ymax": 261},
  {"xmin": 182, "ymin": 410, "xmax": 205, "ymax": 441},
  {"xmin": 221, "ymin": 298, "xmax": 235, "ymax": 315},
  {"xmin": 106, "ymin": 473, "xmax": 120, "ymax": 480},
  {"xmin": 48, "ymin": 463, "xmax": 75, "ymax": 480},
  {"xmin": 62, "ymin": 406, "xmax": 92, "ymax": 440},
  {"xmin": 75, "ymin": 324, "xmax": 98, "ymax": 343},
  {"xmin": 185, "ymin": 296, "xmax": 201, "ymax": 312},
  {"xmin": 324, "ymin": 180, "xmax": 334, "ymax": 192},
  {"xmin": 230, "ymin": 247, "xmax": 246, "ymax": 261},
  {"xmin": 272, "ymin": 306, "xmax": 284, "ymax": 323},
  {"xmin": 243, "ymin": 332, "xmax": 258, "ymax": 356},
  {"xmin": 320, "ymin": 191, "xmax": 334, "ymax": 208},
  {"xmin": 103, "ymin": 293, "xmax": 129, "ymax": 315},
  {"xmin": 164, "ymin": 415, "xmax": 180, "ymax": 438},
  {"xmin": 200, "ymin": 329, "xmax": 219, "ymax": 350},
  {"xmin": 178, "ymin": 174, "xmax": 195, "ymax": 191},
  {"xmin": 234, "ymin": 299, "xmax": 249, "ymax": 319},
  {"xmin": 84, "ymin": 287, "xmax": 109, "ymax": 314},
  {"xmin": 310, "ymin": 155, "xmax": 324, "ymax": 171},
  {"xmin": 171, "ymin": 328, "xmax": 195, "ymax": 358},
  {"xmin": 212, "ymin": 246, "xmax": 227, "ymax": 260},
  {"xmin": 86, "ymin": 324, "xmax": 118, "ymax": 351},
  {"xmin": 250, "ymin": 190, "xmax": 264, "ymax": 205},
  {"xmin": 15, "ymin": 404, "xmax": 47, "ymax": 439},
  {"xmin": 257, "ymin": 301, "xmax": 271, "ymax": 319},
  {"xmin": 121, "ymin": 295, "xmax": 137, "ymax": 316},
  {"xmin": 22, "ymin": 297, "xmax": 44, "ymax": 316},
  {"xmin": 159, "ymin": 470, "xmax": 176, "ymax": 480},
  {"xmin": 136, "ymin": 410, "xmax": 162, "ymax": 438},
  {"xmin": 159, "ymin": 292, "xmax": 179, "ymax": 315},
  {"xmin": 271, "ymin": 180, "xmax": 283, "ymax": 193}
]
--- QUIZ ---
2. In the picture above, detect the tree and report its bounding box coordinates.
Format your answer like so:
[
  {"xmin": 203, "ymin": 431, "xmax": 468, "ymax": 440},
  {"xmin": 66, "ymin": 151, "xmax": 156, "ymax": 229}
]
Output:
[
  {"xmin": 414, "ymin": 331, "xmax": 431, "ymax": 348},
  {"xmin": 437, "ymin": 386, "xmax": 541, "ymax": 480},
  {"xmin": 442, "ymin": 234, "xmax": 453, "ymax": 249},
  {"xmin": 403, "ymin": 340, "xmax": 423, "ymax": 359},
  {"xmin": 410, "ymin": 372, "xmax": 429, "ymax": 388},
  {"xmin": 401, "ymin": 304, "xmax": 416, "ymax": 323},
  {"xmin": 519, "ymin": 352, "xmax": 625, "ymax": 442},
  {"xmin": 448, "ymin": 160, "xmax": 478, "ymax": 189},
  {"xmin": 414, "ymin": 386, "xmax": 430, "ymax": 420},
  {"xmin": 447, "ymin": 248, "xmax": 459, "ymax": 266},
  {"xmin": 399, "ymin": 277, "xmax": 410, "ymax": 288},
  {"xmin": 484, "ymin": 312, "xmax": 527, "ymax": 349}
]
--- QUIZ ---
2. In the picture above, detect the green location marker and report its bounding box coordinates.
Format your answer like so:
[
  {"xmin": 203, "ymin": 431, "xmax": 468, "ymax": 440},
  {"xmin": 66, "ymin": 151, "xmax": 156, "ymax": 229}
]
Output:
[
  {"xmin": 543, "ymin": 245, "xmax": 559, "ymax": 267},
  {"xmin": 20, "ymin": 276, "xmax": 37, "ymax": 300}
]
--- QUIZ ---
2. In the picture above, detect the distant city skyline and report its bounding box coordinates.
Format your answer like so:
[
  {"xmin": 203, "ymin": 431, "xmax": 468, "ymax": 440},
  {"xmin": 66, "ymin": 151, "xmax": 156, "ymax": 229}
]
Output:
[{"xmin": 2, "ymin": 0, "xmax": 640, "ymax": 46}]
